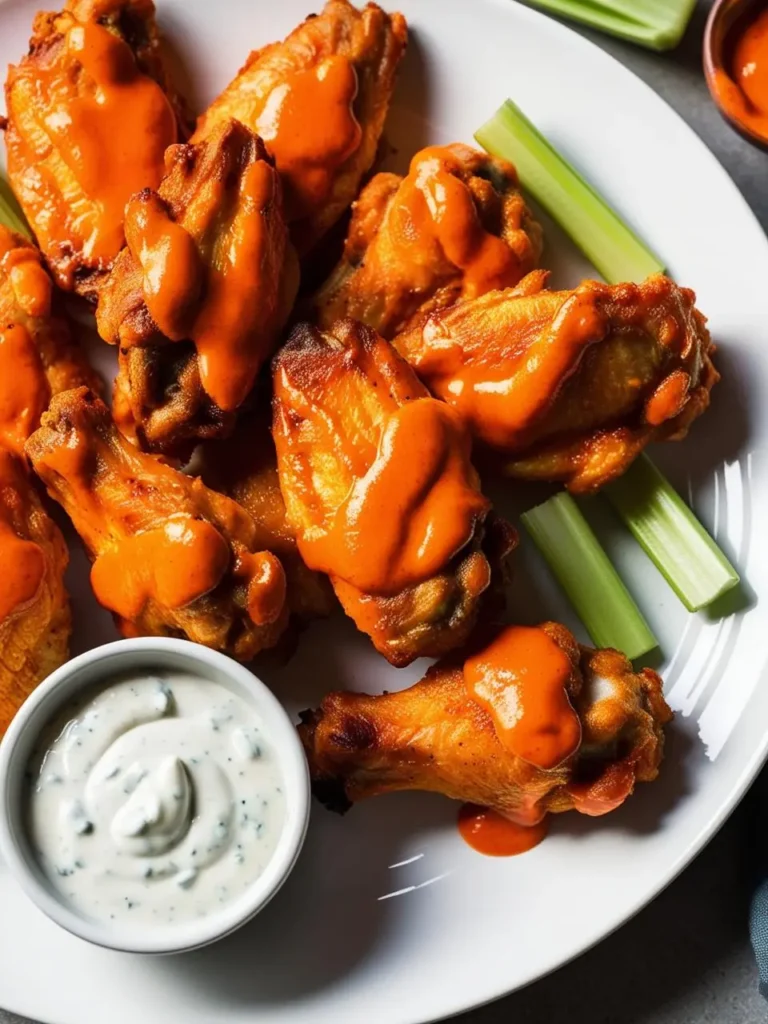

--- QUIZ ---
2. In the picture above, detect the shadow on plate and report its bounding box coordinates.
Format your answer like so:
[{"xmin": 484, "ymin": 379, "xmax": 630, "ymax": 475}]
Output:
[{"xmin": 152, "ymin": 790, "xmax": 454, "ymax": 1008}]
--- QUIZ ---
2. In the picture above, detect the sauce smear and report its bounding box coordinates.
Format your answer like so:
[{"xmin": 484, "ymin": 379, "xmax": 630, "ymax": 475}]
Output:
[
  {"xmin": 297, "ymin": 397, "xmax": 489, "ymax": 595},
  {"xmin": 256, "ymin": 56, "xmax": 362, "ymax": 221},
  {"xmin": 464, "ymin": 625, "xmax": 581, "ymax": 770},
  {"xmin": 91, "ymin": 519, "xmax": 230, "ymax": 620},
  {"xmin": 458, "ymin": 804, "xmax": 549, "ymax": 857}
]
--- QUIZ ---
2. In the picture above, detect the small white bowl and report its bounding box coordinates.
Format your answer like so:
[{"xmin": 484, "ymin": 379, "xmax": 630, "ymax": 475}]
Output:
[{"xmin": 0, "ymin": 637, "xmax": 310, "ymax": 955}]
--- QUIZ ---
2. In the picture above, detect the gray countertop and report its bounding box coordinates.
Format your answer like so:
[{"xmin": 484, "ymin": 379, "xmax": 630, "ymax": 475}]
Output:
[{"xmin": 3, "ymin": 2, "xmax": 768, "ymax": 1023}]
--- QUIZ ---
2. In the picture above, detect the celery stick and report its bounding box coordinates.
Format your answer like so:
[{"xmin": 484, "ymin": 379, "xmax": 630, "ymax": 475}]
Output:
[
  {"xmin": 521, "ymin": 492, "xmax": 657, "ymax": 659},
  {"xmin": 525, "ymin": 0, "xmax": 696, "ymax": 51},
  {"xmin": 604, "ymin": 455, "xmax": 739, "ymax": 612},
  {"xmin": 0, "ymin": 172, "xmax": 31, "ymax": 239},
  {"xmin": 475, "ymin": 99, "xmax": 664, "ymax": 284}
]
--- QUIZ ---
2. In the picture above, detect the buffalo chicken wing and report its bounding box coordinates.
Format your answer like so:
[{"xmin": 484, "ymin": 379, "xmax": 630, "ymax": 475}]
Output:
[
  {"xmin": 3, "ymin": 0, "xmax": 190, "ymax": 301},
  {"xmin": 96, "ymin": 119, "xmax": 299, "ymax": 455},
  {"xmin": 310, "ymin": 144, "xmax": 542, "ymax": 338},
  {"xmin": 194, "ymin": 0, "xmax": 407, "ymax": 255},
  {"xmin": 300, "ymin": 622, "xmax": 672, "ymax": 822},
  {"xmin": 395, "ymin": 272, "xmax": 718, "ymax": 492},
  {"xmin": 26, "ymin": 388, "xmax": 290, "ymax": 659},
  {"xmin": 272, "ymin": 318, "xmax": 513, "ymax": 666}
]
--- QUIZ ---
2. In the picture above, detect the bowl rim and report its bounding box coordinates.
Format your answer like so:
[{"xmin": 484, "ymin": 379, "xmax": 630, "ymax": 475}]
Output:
[
  {"xmin": 703, "ymin": 0, "xmax": 768, "ymax": 151},
  {"xmin": 0, "ymin": 637, "xmax": 311, "ymax": 955}
]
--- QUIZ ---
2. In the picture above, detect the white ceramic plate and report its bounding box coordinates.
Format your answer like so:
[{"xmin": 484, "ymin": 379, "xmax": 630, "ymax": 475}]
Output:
[{"xmin": 1, "ymin": 0, "xmax": 768, "ymax": 1021}]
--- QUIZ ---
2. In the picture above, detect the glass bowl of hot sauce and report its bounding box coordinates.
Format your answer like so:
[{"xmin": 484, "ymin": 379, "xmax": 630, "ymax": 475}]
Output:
[{"xmin": 705, "ymin": 0, "xmax": 768, "ymax": 149}]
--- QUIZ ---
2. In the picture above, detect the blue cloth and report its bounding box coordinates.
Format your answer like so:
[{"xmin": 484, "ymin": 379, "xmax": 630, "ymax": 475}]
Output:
[{"xmin": 749, "ymin": 768, "xmax": 768, "ymax": 1000}]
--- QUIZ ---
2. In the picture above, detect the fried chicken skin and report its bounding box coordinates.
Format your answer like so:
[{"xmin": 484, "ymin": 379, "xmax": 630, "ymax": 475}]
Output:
[
  {"xmin": 3, "ymin": 0, "xmax": 190, "ymax": 302},
  {"xmin": 300, "ymin": 622, "xmax": 672, "ymax": 823},
  {"xmin": 310, "ymin": 144, "xmax": 542, "ymax": 338},
  {"xmin": 395, "ymin": 273, "xmax": 718, "ymax": 492},
  {"xmin": 194, "ymin": 0, "xmax": 407, "ymax": 255},
  {"xmin": 26, "ymin": 388, "xmax": 290, "ymax": 659},
  {"xmin": 272, "ymin": 318, "xmax": 513, "ymax": 667},
  {"xmin": 96, "ymin": 120, "xmax": 299, "ymax": 456},
  {"xmin": 198, "ymin": 409, "xmax": 336, "ymax": 625},
  {"xmin": 0, "ymin": 225, "xmax": 101, "ymax": 456},
  {"xmin": 0, "ymin": 447, "xmax": 70, "ymax": 737}
]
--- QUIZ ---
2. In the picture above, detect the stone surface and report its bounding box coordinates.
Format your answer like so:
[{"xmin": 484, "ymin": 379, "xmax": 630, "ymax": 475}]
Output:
[{"xmin": 2, "ymin": 1, "xmax": 767, "ymax": 1023}]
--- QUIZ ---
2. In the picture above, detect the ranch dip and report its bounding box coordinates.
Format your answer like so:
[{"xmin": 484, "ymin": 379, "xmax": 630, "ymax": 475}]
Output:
[{"xmin": 25, "ymin": 672, "xmax": 286, "ymax": 926}]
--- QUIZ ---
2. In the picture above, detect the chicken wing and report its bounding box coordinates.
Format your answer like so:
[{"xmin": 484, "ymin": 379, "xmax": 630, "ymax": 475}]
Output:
[
  {"xmin": 0, "ymin": 224, "xmax": 101, "ymax": 456},
  {"xmin": 3, "ymin": 0, "xmax": 190, "ymax": 301},
  {"xmin": 193, "ymin": 0, "xmax": 408, "ymax": 255},
  {"xmin": 26, "ymin": 387, "xmax": 290, "ymax": 659},
  {"xmin": 310, "ymin": 144, "xmax": 542, "ymax": 338},
  {"xmin": 96, "ymin": 119, "xmax": 299, "ymax": 456},
  {"xmin": 300, "ymin": 622, "xmax": 672, "ymax": 823},
  {"xmin": 395, "ymin": 273, "xmax": 718, "ymax": 492},
  {"xmin": 0, "ymin": 447, "xmax": 70, "ymax": 737},
  {"xmin": 272, "ymin": 318, "xmax": 514, "ymax": 667},
  {"xmin": 198, "ymin": 408, "xmax": 336, "ymax": 625}
]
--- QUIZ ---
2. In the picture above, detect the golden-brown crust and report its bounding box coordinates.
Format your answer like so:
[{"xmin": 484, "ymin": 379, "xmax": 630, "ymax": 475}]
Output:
[
  {"xmin": 96, "ymin": 120, "xmax": 299, "ymax": 457},
  {"xmin": 26, "ymin": 387, "xmax": 290, "ymax": 659},
  {"xmin": 3, "ymin": 0, "xmax": 192, "ymax": 301},
  {"xmin": 0, "ymin": 447, "xmax": 70, "ymax": 737},
  {"xmin": 272, "ymin": 318, "xmax": 513, "ymax": 666},
  {"xmin": 194, "ymin": 0, "xmax": 407, "ymax": 255},
  {"xmin": 396, "ymin": 273, "xmax": 719, "ymax": 492},
  {"xmin": 309, "ymin": 144, "xmax": 542, "ymax": 338},
  {"xmin": 299, "ymin": 622, "xmax": 671, "ymax": 820}
]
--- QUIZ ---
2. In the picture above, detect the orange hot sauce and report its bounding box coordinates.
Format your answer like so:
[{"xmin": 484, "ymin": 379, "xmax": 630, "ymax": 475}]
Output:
[
  {"xmin": 709, "ymin": 6, "xmax": 768, "ymax": 143},
  {"xmin": 90, "ymin": 519, "xmax": 230, "ymax": 621},
  {"xmin": 0, "ymin": 325, "xmax": 51, "ymax": 457},
  {"xmin": 458, "ymin": 804, "xmax": 549, "ymax": 857},
  {"xmin": 296, "ymin": 397, "xmax": 489, "ymax": 595},
  {"xmin": 464, "ymin": 625, "xmax": 581, "ymax": 771},
  {"xmin": 391, "ymin": 147, "xmax": 521, "ymax": 299},
  {"xmin": 255, "ymin": 56, "xmax": 362, "ymax": 221}
]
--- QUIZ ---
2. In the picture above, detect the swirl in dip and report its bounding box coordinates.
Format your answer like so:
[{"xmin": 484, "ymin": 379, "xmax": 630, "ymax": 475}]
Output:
[{"xmin": 25, "ymin": 672, "xmax": 286, "ymax": 925}]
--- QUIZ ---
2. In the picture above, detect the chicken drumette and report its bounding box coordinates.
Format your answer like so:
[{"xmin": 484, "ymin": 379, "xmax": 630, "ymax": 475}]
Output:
[
  {"xmin": 3, "ymin": 0, "xmax": 190, "ymax": 301},
  {"xmin": 272, "ymin": 318, "xmax": 514, "ymax": 667},
  {"xmin": 310, "ymin": 143, "xmax": 542, "ymax": 338},
  {"xmin": 194, "ymin": 0, "xmax": 408, "ymax": 255},
  {"xmin": 0, "ymin": 447, "xmax": 70, "ymax": 737},
  {"xmin": 96, "ymin": 120, "xmax": 299, "ymax": 456},
  {"xmin": 300, "ymin": 622, "xmax": 672, "ymax": 823},
  {"xmin": 395, "ymin": 272, "xmax": 718, "ymax": 492},
  {"xmin": 26, "ymin": 388, "xmax": 290, "ymax": 659}
]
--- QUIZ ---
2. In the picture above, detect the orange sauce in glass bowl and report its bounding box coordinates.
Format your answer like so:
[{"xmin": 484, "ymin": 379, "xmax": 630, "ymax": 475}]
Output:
[{"xmin": 706, "ymin": 0, "xmax": 768, "ymax": 146}]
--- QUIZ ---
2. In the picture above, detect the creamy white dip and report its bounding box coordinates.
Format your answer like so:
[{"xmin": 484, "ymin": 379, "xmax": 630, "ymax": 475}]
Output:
[{"xmin": 26, "ymin": 672, "xmax": 286, "ymax": 926}]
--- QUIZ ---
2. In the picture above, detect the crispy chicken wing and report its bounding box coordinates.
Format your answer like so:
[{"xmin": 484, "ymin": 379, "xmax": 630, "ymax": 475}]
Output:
[
  {"xmin": 310, "ymin": 144, "xmax": 542, "ymax": 338},
  {"xmin": 0, "ymin": 446, "xmax": 70, "ymax": 737},
  {"xmin": 96, "ymin": 119, "xmax": 299, "ymax": 456},
  {"xmin": 26, "ymin": 387, "xmax": 290, "ymax": 659},
  {"xmin": 300, "ymin": 622, "xmax": 672, "ymax": 823},
  {"xmin": 272, "ymin": 318, "xmax": 514, "ymax": 667},
  {"xmin": 395, "ymin": 272, "xmax": 718, "ymax": 492},
  {"xmin": 198, "ymin": 409, "xmax": 336, "ymax": 625},
  {"xmin": 194, "ymin": 0, "xmax": 407, "ymax": 255},
  {"xmin": 3, "ymin": 0, "xmax": 190, "ymax": 302},
  {"xmin": 0, "ymin": 225, "xmax": 101, "ymax": 456}
]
